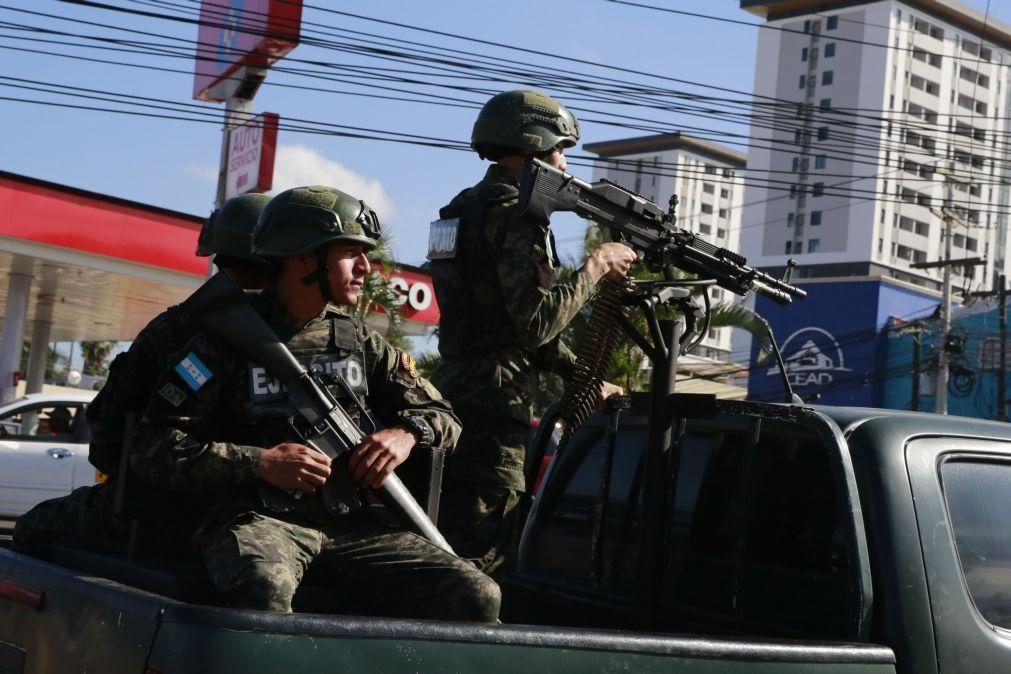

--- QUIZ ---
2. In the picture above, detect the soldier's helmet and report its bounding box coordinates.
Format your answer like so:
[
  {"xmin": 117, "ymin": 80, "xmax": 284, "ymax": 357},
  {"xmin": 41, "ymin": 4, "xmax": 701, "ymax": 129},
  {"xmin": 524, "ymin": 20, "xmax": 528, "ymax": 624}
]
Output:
[
  {"xmin": 252, "ymin": 185, "xmax": 383, "ymax": 258},
  {"xmin": 471, "ymin": 90, "xmax": 580, "ymax": 160},
  {"xmin": 196, "ymin": 192, "xmax": 272, "ymax": 262}
]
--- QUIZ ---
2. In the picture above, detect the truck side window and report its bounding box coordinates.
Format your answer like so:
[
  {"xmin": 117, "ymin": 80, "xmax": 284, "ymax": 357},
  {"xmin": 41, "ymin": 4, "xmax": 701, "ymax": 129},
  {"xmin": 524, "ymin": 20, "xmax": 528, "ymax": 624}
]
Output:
[{"xmin": 941, "ymin": 460, "xmax": 1011, "ymax": 629}]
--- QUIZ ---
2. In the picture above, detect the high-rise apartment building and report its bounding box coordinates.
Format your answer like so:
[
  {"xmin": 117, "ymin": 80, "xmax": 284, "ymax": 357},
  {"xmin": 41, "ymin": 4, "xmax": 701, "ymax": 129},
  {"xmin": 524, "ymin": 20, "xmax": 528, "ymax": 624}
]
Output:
[
  {"xmin": 584, "ymin": 133, "xmax": 747, "ymax": 361},
  {"xmin": 740, "ymin": 0, "xmax": 1011, "ymax": 291}
]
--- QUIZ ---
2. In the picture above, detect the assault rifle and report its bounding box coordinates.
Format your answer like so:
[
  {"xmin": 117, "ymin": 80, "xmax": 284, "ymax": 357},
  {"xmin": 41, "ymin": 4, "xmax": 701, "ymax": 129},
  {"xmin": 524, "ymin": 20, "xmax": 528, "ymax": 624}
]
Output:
[
  {"xmin": 518, "ymin": 158, "xmax": 806, "ymax": 305},
  {"xmin": 186, "ymin": 272, "xmax": 454, "ymax": 555}
]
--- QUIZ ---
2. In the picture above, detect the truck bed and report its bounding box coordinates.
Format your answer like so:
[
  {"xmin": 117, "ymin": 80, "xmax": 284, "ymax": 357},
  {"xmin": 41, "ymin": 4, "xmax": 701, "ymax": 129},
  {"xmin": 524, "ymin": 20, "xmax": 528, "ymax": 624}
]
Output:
[{"xmin": 1, "ymin": 548, "xmax": 896, "ymax": 674}]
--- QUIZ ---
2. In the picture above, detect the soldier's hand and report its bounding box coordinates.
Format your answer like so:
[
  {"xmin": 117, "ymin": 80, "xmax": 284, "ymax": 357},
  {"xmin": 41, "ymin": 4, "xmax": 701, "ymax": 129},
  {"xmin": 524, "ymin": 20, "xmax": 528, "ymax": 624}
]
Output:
[
  {"xmin": 585, "ymin": 242, "xmax": 637, "ymax": 282},
  {"xmin": 597, "ymin": 380, "xmax": 624, "ymax": 411},
  {"xmin": 257, "ymin": 442, "xmax": 332, "ymax": 493},
  {"xmin": 348, "ymin": 427, "xmax": 415, "ymax": 489}
]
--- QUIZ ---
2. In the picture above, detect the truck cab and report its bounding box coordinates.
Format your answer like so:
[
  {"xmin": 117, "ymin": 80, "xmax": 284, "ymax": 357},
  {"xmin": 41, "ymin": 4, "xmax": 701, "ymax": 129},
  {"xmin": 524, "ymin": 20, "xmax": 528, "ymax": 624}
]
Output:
[{"xmin": 506, "ymin": 395, "xmax": 1011, "ymax": 673}]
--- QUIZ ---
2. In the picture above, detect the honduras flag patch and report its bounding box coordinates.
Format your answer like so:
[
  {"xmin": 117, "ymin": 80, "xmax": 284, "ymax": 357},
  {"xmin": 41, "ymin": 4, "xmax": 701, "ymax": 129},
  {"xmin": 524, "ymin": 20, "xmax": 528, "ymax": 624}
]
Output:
[{"xmin": 175, "ymin": 352, "xmax": 212, "ymax": 391}]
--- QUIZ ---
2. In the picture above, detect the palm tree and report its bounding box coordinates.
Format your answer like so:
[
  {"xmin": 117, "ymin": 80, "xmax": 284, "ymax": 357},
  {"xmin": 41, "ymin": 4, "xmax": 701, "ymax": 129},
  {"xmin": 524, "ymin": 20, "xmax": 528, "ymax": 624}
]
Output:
[
  {"xmin": 80, "ymin": 341, "xmax": 116, "ymax": 378},
  {"xmin": 353, "ymin": 233, "xmax": 408, "ymax": 349}
]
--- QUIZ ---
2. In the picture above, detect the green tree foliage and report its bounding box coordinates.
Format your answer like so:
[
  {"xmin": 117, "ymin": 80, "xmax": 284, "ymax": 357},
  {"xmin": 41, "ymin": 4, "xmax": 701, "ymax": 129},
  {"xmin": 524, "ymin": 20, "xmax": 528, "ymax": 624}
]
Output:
[
  {"xmin": 354, "ymin": 234, "xmax": 408, "ymax": 349},
  {"xmin": 80, "ymin": 341, "xmax": 116, "ymax": 378},
  {"xmin": 19, "ymin": 340, "xmax": 67, "ymax": 381}
]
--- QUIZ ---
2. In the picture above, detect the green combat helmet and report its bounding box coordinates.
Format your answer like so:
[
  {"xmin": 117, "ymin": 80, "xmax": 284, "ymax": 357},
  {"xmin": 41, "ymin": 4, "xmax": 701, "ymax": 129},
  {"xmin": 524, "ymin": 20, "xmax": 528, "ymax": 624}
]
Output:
[
  {"xmin": 471, "ymin": 90, "xmax": 580, "ymax": 160},
  {"xmin": 252, "ymin": 185, "xmax": 384, "ymax": 301},
  {"xmin": 196, "ymin": 192, "xmax": 272, "ymax": 263},
  {"xmin": 253, "ymin": 185, "xmax": 382, "ymax": 257}
]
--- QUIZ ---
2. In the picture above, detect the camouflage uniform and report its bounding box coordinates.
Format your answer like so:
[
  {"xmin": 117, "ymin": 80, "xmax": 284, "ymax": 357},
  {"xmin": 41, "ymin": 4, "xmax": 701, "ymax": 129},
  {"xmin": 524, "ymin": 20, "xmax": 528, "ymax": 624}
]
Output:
[
  {"xmin": 132, "ymin": 291, "xmax": 499, "ymax": 620},
  {"xmin": 431, "ymin": 163, "xmax": 599, "ymax": 574}
]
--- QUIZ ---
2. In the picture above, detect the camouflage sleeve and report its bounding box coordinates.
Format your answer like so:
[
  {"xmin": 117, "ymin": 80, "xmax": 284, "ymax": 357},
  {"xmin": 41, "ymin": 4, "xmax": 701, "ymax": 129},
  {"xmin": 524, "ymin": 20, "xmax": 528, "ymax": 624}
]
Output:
[
  {"xmin": 128, "ymin": 332, "xmax": 262, "ymax": 492},
  {"xmin": 492, "ymin": 204, "xmax": 598, "ymax": 349},
  {"xmin": 360, "ymin": 326, "xmax": 462, "ymax": 454}
]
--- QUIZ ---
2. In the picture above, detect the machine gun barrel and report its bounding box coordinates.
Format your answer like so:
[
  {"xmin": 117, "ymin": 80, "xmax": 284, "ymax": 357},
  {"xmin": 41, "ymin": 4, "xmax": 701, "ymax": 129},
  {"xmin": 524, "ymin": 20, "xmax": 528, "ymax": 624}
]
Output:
[
  {"xmin": 518, "ymin": 158, "xmax": 806, "ymax": 304},
  {"xmin": 185, "ymin": 272, "xmax": 454, "ymax": 555}
]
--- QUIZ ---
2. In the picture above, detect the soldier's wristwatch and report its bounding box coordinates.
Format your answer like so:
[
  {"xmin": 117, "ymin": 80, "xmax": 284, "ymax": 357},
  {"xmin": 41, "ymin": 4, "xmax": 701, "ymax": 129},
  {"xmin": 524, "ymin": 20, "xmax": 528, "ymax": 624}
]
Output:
[{"xmin": 399, "ymin": 415, "xmax": 434, "ymax": 447}]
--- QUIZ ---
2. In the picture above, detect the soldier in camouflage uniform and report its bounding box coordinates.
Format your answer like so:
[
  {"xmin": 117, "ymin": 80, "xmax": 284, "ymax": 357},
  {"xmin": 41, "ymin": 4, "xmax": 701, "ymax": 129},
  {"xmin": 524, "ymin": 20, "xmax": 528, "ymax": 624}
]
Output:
[
  {"xmin": 429, "ymin": 90, "xmax": 637, "ymax": 576},
  {"xmin": 14, "ymin": 194, "xmax": 273, "ymax": 559},
  {"xmin": 129, "ymin": 185, "xmax": 499, "ymax": 621}
]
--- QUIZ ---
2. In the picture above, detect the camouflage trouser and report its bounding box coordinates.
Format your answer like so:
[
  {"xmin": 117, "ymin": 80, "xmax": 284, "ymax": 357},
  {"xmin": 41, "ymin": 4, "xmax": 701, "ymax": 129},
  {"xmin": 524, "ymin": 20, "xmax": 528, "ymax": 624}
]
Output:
[
  {"xmin": 194, "ymin": 506, "xmax": 501, "ymax": 621},
  {"xmin": 438, "ymin": 419, "xmax": 529, "ymax": 579},
  {"xmin": 12, "ymin": 485, "xmax": 127, "ymax": 558}
]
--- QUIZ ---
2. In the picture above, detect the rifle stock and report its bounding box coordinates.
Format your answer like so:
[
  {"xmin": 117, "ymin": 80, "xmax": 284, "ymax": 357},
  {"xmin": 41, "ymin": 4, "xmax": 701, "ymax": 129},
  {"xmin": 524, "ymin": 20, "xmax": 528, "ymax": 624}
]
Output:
[
  {"xmin": 518, "ymin": 158, "xmax": 806, "ymax": 305},
  {"xmin": 186, "ymin": 273, "xmax": 455, "ymax": 555}
]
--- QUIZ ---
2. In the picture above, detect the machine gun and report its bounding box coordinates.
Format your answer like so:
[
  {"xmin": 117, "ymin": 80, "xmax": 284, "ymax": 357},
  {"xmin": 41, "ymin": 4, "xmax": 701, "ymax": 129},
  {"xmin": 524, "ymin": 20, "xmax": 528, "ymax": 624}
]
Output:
[
  {"xmin": 518, "ymin": 158, "xmax": 806, "ymax": 305},
  {"xmin": 185, "ymin": 272, "xmax": 454, "ymax": 556}
]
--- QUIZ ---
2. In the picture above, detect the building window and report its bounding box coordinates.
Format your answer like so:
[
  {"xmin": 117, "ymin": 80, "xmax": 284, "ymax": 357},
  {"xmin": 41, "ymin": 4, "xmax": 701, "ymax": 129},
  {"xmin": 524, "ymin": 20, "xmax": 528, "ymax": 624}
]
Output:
[
  {"xmin": 811, "ymin": 211, "xmax": 822, "ymax": 225},
  {"xmin": 804, "ymin": 19, "xmax": 811, "ymax": 33},
  {"xmin": 809, "ymin": 239, "xmax": 821, "ymax": 253},
  {"xmin": 718, "ymin": 208, "xmax": 728, "ymax": 219},
  {"xmin": 703, "ymin": 183, "xmax": 715, "ymax": 194},
  {"xmin": 717, "ymin": 228, "xmax": 727, "ymax": 239},
  {"xmin": 785, "ymin": 241, "xmax": 793, "ymax": 254},
  {"xmin": 815, "ymin": 154, "xmax": 827, "ymax": 169},
  {"xmin": 701, "ymin": 204, "xmax": 713, "ymax": 214},
  {"xmin": 819, "ymin": 98, "xmax": 831, "ymax": 109},
  {"xmin": 822, "ymin": 71, "xmax": 834, "ymax": 86},
  {"xmin": 705, "ymin": 164, "xmax": 717, "ymax": 175},
  {"xmin": 824, "ymin": 43, "xmax": 836, "ymax": 58},
  {"xmin": 720, "ymin": 188, "xmax": 729, "ymax": 198},
  {"xmin": 802, "ymin": 47, "xmax": 809, "ymax": 61},
  {"xmin": 792, "ymin": 157, "xmax": 800, "ymax": 172},
  {"xmin": 817, "ymin": 127, "xmax": 829, "ymax": 141},
  {"xmin": 789, "ymin": 184, "xmax": 797, "ymax": 199},
  {"xmin": 826, "ymin": 15, "xmax": 838, "ymax": 30},
  {"xmin": 813, "ymin": 183, "xmax": 825, "ymax": 197},
  {"xmin": 799, "ymin": 75, "xmax": 807, "ymax": 89},
  {"xmin": 794, "ymin": 129, "xmax": 803, "ymax": 144},
  {"xmin": 787, "ymin": 213, "xmax": 795, "ymax": 227}
]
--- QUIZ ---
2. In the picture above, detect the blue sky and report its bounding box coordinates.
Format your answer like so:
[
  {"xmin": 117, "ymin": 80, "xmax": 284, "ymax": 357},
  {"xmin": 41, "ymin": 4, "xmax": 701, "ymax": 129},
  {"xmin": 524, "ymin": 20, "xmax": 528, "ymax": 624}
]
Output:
[
  {"xmin": 1, "ymin": 0, "xmax": 769, "ymax": 267},
  {"xmin": 1, "ymin": 0, "xmax": 999, "ymax": 270}
]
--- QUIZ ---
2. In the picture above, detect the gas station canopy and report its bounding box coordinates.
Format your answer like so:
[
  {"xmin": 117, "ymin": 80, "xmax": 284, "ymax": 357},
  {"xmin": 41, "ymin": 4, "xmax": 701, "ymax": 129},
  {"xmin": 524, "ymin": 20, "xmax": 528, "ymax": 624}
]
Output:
[{"xmin": 0, "ymin": 170, "xmax": 440, "ymax": 344}]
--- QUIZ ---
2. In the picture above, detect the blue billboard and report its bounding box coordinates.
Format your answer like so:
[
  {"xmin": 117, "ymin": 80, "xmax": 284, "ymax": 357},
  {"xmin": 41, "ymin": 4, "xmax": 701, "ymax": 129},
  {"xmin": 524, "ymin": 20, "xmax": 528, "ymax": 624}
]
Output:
[{"xmin": 749, "ymin": 278, "xmax": 938, "ymax": 406}]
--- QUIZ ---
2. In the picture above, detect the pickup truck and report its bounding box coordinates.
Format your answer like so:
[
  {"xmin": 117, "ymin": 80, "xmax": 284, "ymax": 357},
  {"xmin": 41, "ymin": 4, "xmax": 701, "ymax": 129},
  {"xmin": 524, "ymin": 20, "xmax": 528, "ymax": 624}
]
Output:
[{"xmin": 1, "ymin": 395, "xmax": 1008, "ymax": 673}]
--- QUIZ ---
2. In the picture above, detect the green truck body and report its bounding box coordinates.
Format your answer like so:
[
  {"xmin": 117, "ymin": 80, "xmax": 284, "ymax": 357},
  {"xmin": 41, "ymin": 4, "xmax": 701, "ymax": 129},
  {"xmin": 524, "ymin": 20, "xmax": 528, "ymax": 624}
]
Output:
[{"xmin": 2, "ymin": 398, "xmax": 1009, "ymax": 673}]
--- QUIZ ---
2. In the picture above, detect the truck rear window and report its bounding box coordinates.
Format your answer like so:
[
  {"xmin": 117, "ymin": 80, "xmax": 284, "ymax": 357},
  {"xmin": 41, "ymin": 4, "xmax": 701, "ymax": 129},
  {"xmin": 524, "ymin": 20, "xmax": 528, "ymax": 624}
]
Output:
[{"xmin": 941, "ymin": 460, "xmax": 1011, "ymax": 629}]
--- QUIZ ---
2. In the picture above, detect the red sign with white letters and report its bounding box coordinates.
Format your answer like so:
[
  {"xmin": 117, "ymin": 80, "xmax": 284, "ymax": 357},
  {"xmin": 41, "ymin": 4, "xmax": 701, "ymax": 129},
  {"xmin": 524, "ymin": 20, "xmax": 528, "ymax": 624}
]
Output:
[{"xmin": 225, "ymin": 113, "xmax": 279, "ymax": 199}]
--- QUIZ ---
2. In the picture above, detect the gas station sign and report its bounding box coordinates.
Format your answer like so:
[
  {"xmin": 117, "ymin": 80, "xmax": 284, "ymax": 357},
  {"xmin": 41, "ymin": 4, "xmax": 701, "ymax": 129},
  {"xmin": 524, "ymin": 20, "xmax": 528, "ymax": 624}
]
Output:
[
  {"xmin": 225, "ymin": 112, "xmax": 279, "ymax": 199},
  {"xmin": 193, "ymin": 0, "xmax": 303, "ymax": 101}
]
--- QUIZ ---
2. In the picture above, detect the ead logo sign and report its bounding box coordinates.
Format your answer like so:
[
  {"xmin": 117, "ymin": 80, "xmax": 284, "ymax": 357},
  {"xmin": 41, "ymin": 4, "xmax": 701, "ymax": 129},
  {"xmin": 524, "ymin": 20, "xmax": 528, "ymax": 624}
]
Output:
[{"xmin": 771, "ymin": 327, "xmax": 850, "ymax": 388}]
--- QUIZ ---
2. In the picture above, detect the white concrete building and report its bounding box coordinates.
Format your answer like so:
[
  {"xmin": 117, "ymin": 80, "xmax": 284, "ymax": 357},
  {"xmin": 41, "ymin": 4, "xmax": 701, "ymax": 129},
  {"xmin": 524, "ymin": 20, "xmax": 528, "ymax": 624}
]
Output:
[
  {"xmin": 583, "ymin": 133, "xmax": 747, "ymax": 361},
  {"xmin": 740, "ymin": 0, "xmax": 1011, "ymax": 291}
]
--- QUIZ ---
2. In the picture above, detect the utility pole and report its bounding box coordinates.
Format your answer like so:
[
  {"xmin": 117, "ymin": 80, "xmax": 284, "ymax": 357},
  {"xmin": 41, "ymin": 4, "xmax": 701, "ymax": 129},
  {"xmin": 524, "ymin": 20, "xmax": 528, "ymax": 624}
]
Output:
[
  {"xmin": 968, "ymin": 273, "xmax": 1008, "ymax": 421},
  {"xmin": 911, "ymin": 164, "xmax": 978, "ymax": 415},
  {"xmin": 896, "ymin": 322, "xmax": 925, "ymax": 411}
]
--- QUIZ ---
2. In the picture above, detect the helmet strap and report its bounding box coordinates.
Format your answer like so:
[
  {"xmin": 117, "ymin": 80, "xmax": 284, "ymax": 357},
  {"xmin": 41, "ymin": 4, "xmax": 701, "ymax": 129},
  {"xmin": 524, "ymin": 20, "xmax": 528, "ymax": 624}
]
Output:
[{"xmin": 300, "ymin": 246, "xmax": 335, "ymax": 303}]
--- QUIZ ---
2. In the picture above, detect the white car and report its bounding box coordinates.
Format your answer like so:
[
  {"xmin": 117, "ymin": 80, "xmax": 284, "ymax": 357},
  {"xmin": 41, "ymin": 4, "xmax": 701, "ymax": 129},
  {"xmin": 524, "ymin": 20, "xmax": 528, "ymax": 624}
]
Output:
[{"xmin": 0, "ymin": 391, "xmax": 98, "ymax": 520}]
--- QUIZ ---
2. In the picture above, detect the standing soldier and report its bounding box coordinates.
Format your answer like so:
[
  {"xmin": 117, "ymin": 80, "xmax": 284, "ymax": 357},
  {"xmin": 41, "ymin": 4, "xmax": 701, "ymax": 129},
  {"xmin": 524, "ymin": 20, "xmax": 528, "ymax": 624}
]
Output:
[
  {"xmin": 14, "ymin": 193, "xmax": 273, "ymax": 559},
  {"xmin": 429, "ymin": 90, "xmax": 637, "ymax": 576},
  {"xmin": 129, "ymin": 186, "xmax": 500, "ymax": 621}
]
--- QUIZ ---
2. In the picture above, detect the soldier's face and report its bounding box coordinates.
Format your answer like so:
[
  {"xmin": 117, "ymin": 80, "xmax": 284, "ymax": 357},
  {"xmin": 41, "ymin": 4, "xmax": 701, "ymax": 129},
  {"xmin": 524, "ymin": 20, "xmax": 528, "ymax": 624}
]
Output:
[
  {"xmin": 545, "ymin": 145, "xmax": 567, "ymax": 171},
  {"xmin": 324, "ymin": 243, "xmax": 371, "ymax": 305}
]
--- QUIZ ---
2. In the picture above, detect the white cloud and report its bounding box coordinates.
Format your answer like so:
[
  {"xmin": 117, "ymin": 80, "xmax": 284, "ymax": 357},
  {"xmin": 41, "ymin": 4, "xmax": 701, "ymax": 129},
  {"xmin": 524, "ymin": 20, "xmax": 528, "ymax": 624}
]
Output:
[
  {"xmin": 270, "ymin": 144, "xmax": 395, "ymax": 218},
  {"xmin": 184, "ymin": 164, "xmax": 218, "ymax": 183}
]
